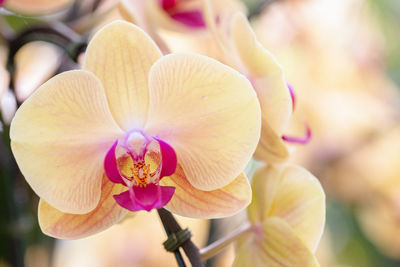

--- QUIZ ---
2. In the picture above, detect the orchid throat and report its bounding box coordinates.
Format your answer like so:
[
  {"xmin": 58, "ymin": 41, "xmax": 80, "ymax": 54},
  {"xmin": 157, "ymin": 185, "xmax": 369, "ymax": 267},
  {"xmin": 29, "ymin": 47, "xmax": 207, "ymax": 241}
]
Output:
[{"xmin": 104, "ymin": 131, "xmax": 177, "ymax": 212}]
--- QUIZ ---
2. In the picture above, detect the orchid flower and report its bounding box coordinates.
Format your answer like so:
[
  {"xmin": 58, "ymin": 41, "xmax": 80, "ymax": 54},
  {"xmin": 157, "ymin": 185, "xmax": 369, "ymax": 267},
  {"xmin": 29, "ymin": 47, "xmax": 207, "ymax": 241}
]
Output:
[
  {"xmin": 234, "ymin": 164, "xmax": 325, "ymax": 267},
  {"xmin": 2, "ymin": 0, "xmax": 73, "ymax": 15},
  {"xmin": 10, "ymin": 21, "xmax": 261, "ymax": 239},
  {"xmin": 203, "ymin": 4, "xmax": 311, "ymax": 163},
  {"xmin": 119, "ymin": 0, "xmax": 245, "ymax": 33}
]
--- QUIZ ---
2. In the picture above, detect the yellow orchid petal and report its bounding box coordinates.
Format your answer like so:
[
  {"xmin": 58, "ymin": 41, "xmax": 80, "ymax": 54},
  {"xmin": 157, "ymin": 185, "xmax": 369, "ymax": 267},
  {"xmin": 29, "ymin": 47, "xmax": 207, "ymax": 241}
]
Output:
[
  {"xmin": 161, "ymin": 164, "xmax": 251, "ymax": 219},
  {"xmin": 14, "ymin": 41, "xmax": 63, "ymax": 102},
  {"xmin": 248, "ymin": 164, "xmax": 325, "ymax": 252},
  {"xmin": 234, "ymin": 217, "xmax": 319, "ymax": 267},
  {"xmin": 39, "ymin": 176, "xmax": 128, "ymax": 239},
  {"xmin": 247, "ymin": 164, "xmax": 282, "ymax": 225},
  {"xmin": 146, "ymin": 53, "xmax": 261, "ymax": 191},
  {"xmin": 231, "ymin": 13, "xmax": 292, "ymax": 136},
  {"xmin": 3, "ymin": 0, "xmax": 73, "ymax": 15},
  {"xmin": 253, "ymin": 120, "xmax": 290, "ymax": 163},
  {"xmin": 84, "ymin": 20, "xmax": 162, "ymax": 131},
  {"xmin": 10, "ymin": 70, "xmax": 123, "ymax": 213}
]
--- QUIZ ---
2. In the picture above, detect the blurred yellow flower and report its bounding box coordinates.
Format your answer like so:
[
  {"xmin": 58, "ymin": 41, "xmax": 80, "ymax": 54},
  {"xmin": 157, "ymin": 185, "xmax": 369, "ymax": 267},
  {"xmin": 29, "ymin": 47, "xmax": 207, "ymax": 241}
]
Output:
[
  {"xmin": 234, "ymin": 164, "xmax": 325, "ymax": 267},
  {"xmin": 2, "ymin": 0, "xmax": 73, "ymax": 15},
  {"xmin": 14, "ymin": 41, "xmax": 63, "ymax": 102},
  {"xmin": 119, "ymin": 0, "xmax": 245, "ymax": 33},
  {"xmin": 53, "ymin": 211, "xmax": 209, "ymax": 267},
  {"xmin": 10, "ymin": 20, "xmax": 261, "ymax": 239},
  {"xmin": 203, "ymin": 7, "xmax": 299, "ymax": 164}
]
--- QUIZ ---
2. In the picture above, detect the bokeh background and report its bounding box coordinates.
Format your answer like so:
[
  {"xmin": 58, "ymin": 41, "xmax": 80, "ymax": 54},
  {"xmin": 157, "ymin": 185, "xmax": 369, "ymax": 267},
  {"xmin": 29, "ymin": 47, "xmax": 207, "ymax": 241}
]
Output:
[{"xmin": 1, "ymin": 0, "xmax": 400, "ymax": 266}]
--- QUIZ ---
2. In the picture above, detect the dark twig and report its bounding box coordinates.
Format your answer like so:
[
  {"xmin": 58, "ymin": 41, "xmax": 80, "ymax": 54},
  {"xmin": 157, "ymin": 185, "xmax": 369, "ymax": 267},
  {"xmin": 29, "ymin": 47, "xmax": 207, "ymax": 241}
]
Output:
[
  {"xmin": 157, "ymin": 209, "xmax": 186, "ymax": 267},
  {"xmin": 157, "ymin": 209, "xmax": 204, "ymax": 267}
]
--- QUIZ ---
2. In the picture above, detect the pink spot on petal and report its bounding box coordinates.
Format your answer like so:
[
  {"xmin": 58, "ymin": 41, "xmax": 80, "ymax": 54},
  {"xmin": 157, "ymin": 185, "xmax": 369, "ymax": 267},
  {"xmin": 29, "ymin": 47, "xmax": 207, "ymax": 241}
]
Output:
[
  {"xmin": 114, "ymin": 184, "xmax": 175, "ymax": 212},
  {"xmin": 282, "ymin": 122, "xmax": 312, "ymax": 145},
  {"xmin": 104, "ymin": 140, "xmax": 125, "ymax": 184},
  {"xmin": 170, "ymin": 11, "xmax": 206, "ymax": 28}
]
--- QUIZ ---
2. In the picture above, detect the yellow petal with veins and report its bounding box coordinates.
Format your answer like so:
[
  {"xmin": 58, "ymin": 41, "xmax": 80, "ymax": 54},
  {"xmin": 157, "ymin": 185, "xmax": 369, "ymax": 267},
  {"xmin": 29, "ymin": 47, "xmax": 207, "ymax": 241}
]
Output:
[
  {"xmin": 39, "ymin": 176, "xmax": 128, "ymax": 239},
  {"xmin": 4, "ymin": 0, "xmax": 73, "ymax": 15},
  {"xmin": 161, "ymin": 164, "xmax": 251, "ymax": 218},
  {"xmin": 145, "ymin": 53, "xmax": 261, "ymax": 191},
  {"xmin": 248, "ymin": 164, "xmax": 325, "ymax": 252},
  {"xmin": 10, "ymin": 70, "xmax": 123, "ymax": 213},
  {"xmin": 234, "ymin": 217, "xmax": 319, "ymax": 267},
  {"xmin": 253, "ymin": 119, "xmax": 290, "ymax": 163},
  {"xmin": 84, "ymin": 20, "xmax": 162, "ymax": 131},
  {"xmin": 231, "ymin": 13, "xmax": 292, "ymax": 163}
]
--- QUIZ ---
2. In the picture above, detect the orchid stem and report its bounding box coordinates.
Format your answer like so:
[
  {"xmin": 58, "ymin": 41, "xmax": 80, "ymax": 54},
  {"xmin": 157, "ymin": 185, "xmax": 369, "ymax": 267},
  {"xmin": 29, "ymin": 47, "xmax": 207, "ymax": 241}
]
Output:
[
  {"xmin": 157, "ymin": 208, "xmax": 204, "ymax": 267},
  {"xmin": 200, "ymin": 222, "xmax": 253, "ymax": 261},
  {"xmin": 157, "ymin": 209, "xmax": 186, "ymax": 267}
]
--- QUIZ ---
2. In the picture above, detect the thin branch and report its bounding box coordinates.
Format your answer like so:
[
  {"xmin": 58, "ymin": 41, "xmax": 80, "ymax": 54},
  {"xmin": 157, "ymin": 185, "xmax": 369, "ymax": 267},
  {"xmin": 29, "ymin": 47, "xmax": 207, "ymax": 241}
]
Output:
[{"xmin": 200, "ymin": 222, "xmax": 253, "ymax": 261}]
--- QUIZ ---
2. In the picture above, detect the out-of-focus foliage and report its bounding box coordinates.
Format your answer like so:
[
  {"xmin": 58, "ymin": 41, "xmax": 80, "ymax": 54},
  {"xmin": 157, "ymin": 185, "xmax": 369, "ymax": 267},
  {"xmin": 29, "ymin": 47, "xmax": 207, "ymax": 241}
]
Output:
[{"xmin": 366, "ymin": 0, "xmax": 400, "ymax": 85}]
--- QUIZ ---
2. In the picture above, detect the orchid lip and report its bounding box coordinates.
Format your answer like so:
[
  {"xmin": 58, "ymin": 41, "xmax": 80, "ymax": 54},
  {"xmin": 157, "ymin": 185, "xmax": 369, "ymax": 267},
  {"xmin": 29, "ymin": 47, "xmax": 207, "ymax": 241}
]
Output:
[
  {"xmin": 104, "ymin": 131, "xmax": 178, "ymax": 212},
  {"xmin": 282, "ymin": 122, "xmax": 312, "ymax": 145}
]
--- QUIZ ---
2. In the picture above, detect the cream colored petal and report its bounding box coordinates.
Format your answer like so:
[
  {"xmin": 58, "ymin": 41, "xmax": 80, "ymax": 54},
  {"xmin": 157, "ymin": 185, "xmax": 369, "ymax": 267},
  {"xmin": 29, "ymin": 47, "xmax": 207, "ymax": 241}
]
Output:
[
  {"xmin": 202, "ymin": 0, "xmax": 235, "ymax": 66},
  {"xmin": 146, "ymin": 53, "xmax": 261, "ymax": 191},
  {"xmin": 10, "ymin": 70, "xmax": 123, "ymax": 213},
  {"xmin": 271, "ymin": 165, "xmax": 325, "ymax": 252},
  {"xmin": 247, "ymin": 164, "xmax": 283, "ymax": 225},
  {"xmin": 118, "ymin": 0, "xmax": 145, "ymax": 26},
  {"xmin": 161, "ymin": 163, "xmax": 251, "ymax": 219},
  {"xmin": 234, "ymin": 217, "xmax": 319, "ymax": 267},
  {"xmin": 248, "ymin": 164, "xmax": 326, "ymax": 252},
  {"xmin": 84, "ymin": 20, "xmax": 162, "ymax": 130},
  {"xmin": 4, "ymin": 0, "xmax": 73, "ymax": 15},
  {"xmin": 231, "ymin": 13, "xmax": 292, "ymax": 135},
  {"xmin": 39, "ymin": 176, "xmax": 128, "ymax": 239},
  {"xmin": 14, "ymin": 41, "xmax": 63, "ymax": 102},
  {"xmin": 253, "ymin": 118, "xmax": 290, "ymax": 164}
]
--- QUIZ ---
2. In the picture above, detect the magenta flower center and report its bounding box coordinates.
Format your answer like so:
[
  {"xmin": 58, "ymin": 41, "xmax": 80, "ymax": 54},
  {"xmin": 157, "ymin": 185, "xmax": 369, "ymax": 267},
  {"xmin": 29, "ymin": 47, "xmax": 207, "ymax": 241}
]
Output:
[
  {"xmin": 159, "ymin": 0, "xmax": 206, "ymax": 28},
  {"xmin": 104, "ymin": 131, "xmax": 177, "ymax": 212}
]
